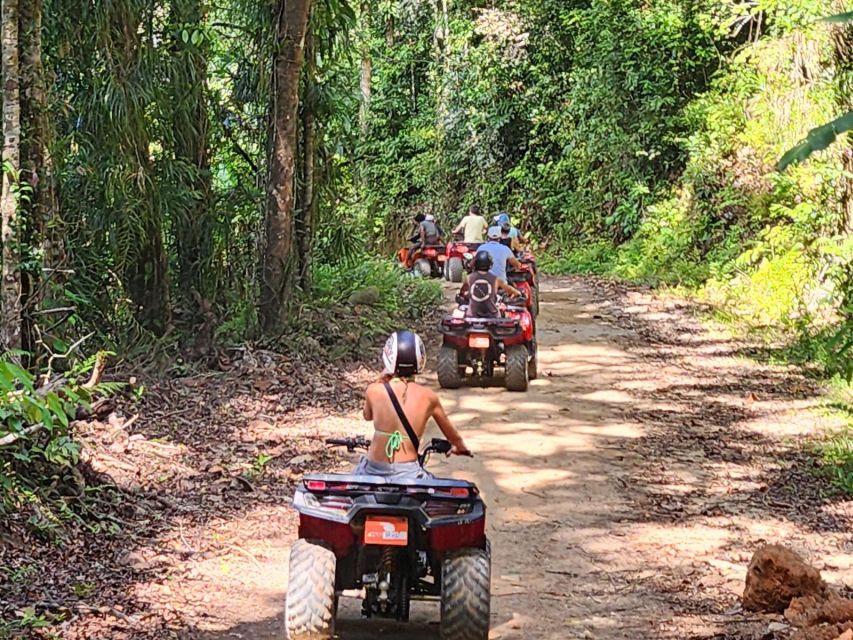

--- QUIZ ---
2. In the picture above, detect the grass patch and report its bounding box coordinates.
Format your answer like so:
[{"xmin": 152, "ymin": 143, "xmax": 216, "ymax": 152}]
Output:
[{"xmin": 814, "ymin": 378, "xmax": 853, "ymax": 494}]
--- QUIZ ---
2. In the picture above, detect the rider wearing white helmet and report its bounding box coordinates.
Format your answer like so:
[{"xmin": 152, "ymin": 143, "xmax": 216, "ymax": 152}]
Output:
[{"xmin": 357, "ymin": 330, "xmax": 470, "ymax": 480}]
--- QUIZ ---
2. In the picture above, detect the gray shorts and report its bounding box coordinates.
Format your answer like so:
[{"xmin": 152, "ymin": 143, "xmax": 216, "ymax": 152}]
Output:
[{"xmin": 353, "ymin": 457, "xmax": 435, "ymax": 482}]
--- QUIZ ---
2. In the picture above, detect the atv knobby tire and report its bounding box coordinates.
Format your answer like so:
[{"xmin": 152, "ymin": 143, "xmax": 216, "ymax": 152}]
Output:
[
  {"xmin": 414, "ymin": 259, "xmax": 432, "ymax": 278},
  {"xmin": 505, "ymin": 344, "xmax": 529, "ymax": 391},
  {"xmin": 285, "ymin": 539, "xmax": 337, "ymax": 640},
  {"xmin": 438, "ymin": 346, "xmax": 463, "ymax": 389},
  {"xmin": 528, "ymin": 341, "xmax": 538, "ymax": 380},
  {"xmin": 448, "ymin": 257, "xmax": 464, "ymax": 283},
  {"xmin": 440, "ymin": 548, "xmax": 491, "ymax": 640}
]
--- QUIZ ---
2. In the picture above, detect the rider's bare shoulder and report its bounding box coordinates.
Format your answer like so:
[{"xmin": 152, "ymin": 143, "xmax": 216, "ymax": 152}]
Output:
[
  {"xmin": 364, "ymin": 381, "xmax": 385, "ymax": 400},
  {"xmin": 415, "ymin": 383, "xmax": 439, "ymax": 405}
]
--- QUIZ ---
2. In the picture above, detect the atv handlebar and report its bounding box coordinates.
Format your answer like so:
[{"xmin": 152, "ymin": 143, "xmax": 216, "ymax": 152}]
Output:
[
  {"xmin": 325, "ymin": 436, "xmax": 472, "ymax": 461},
  {"xmin": 498, "ymin": 292, "xmax": 527, "ymax": 304},
  {"xmin": 326, "ymin": 436, "xmax": 370, "ymax": 452}
]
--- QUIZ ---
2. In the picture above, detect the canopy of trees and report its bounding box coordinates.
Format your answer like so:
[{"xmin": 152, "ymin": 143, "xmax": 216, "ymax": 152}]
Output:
[{"xmin": 0, "ymin": 0, "xmax": 847, "ymax": 373}]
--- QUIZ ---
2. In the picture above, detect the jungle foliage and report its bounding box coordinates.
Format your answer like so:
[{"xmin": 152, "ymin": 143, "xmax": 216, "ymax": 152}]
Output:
[{"xmin": 0, "ymin": 0, "xmax": 851, "ymax": 502}]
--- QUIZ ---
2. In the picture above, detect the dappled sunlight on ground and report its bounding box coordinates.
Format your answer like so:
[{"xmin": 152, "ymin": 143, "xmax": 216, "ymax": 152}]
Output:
[{"xmin": 74, "ymin": 275, "xmax": 851, "ymax": 640}]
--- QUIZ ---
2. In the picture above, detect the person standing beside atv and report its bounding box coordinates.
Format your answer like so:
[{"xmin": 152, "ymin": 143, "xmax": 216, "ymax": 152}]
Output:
[
  {"xmin": 481, "ymin": 225, "xmax": 523, "ymax": 282},
  {"xmin": 461, "ymin": 250, "xmax": 521, "ymax": 318},
  {"xmin": 358, "ymin": 331, "xmax": 470, "ymax": 481},
  {"xmin": 453, "ymin": 205, "xmax": 487, "ymax": 243}
]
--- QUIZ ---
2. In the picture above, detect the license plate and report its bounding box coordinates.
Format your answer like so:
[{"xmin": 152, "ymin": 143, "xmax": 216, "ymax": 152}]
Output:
[
  {"xmin": 437, "ymin": 254, "xmax": 446, "ymax": 261},
  {"xmin": 468, "ymin": 334, "xmax": 490, "ymax": 349},
  {"xmin": 364, "ymin": 516, "xmax": 408, "ymax": 546}
]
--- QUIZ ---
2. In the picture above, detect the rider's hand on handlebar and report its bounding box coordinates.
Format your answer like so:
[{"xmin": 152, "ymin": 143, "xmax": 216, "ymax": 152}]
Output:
[{"xmin": 451, "ymin": 441, "xmax": 473, "ymax": 457}]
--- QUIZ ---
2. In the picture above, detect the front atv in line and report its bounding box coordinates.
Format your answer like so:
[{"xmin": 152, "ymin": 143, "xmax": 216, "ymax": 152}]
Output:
[{"xmin": 284, "ymin": 437, "xmax": 490, "ymax": 640}]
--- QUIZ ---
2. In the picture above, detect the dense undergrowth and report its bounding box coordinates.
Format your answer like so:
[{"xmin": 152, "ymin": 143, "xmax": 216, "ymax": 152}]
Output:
[{"xmin": 281, "ymin": 258, "xmax": 442, "ymax": 360}]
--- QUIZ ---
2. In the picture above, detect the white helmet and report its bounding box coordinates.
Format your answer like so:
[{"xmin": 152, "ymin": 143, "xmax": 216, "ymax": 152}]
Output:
[{"xmin": 382, "ymin": 331, "xmax": 426, "ymax": 377}]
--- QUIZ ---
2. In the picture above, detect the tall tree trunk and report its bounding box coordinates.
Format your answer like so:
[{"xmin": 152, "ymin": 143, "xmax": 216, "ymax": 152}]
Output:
[
  {"xmin": 1, "ymin": 0, "xmax": 21, "ymax": 351},
  {"xmin": 171, "ymin": 0, "xmax": 213, "ymax": 311},
  {"xmin": 297, "ymin": 26, "xmax": 317, "ymax": 291},
  {"xmin": 358, "ymin": 0, "xmax": 371, "ymax": 138},
  {"xmin": 432, "ymin": 0, "xmax": 450, "ymax": 211},
  {"xmin": 115, "ymin": 3, "xmax": 171, "ymax": 335},
  {"xmin": 19, "ymin": 0, "xmax": 60, "ymax": 362},
  {"xmin": 260, "ymin": 0, "xmax": 312, "ymax": 332}
]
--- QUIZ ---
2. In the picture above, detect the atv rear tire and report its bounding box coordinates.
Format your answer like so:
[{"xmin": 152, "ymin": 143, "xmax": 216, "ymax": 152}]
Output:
[
  {"xmin": 440, "ymin": 548, "xmax": 491, "ymax": 640},
  {"xmin": 448, "ymin": 257, "xmax": 464, "ymax": 283},
  {"xmin": 285, "ymin": 540, "xmax": 337, "ymax": 640},
  {"xmin": 438, "ymin": 346, "xmax": 463, "ymax": 389},
  {"xmin": 528, "ymin": 340, "xmax": 538, "ymax": 381},
  {"xmin": 532, "ymin": 286, "xmax": 540, "ymax": 317},
  {"xmin": 505, "ymin": 345, "xmax": 529, "ymax": 392},
  {"xmin": 414, "ymin": 259, "xmax": 432, "ymax": 278}
]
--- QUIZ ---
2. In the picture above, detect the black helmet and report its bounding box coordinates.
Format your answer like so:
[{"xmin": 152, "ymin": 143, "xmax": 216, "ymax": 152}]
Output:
[
  {"xmin": 473, "ymin": 250, "xmax": 493, "ymax": 272},
  {"xmin": 382, "ymin": 330, "xmax": 426, "ymax": 377}
]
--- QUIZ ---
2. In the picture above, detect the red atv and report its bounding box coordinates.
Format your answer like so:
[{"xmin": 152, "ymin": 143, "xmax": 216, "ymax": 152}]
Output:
[
  {"xmin": 438, "ymin": 294, "xmax": 537, "ymax": 391},
  {"xmin": 507, "ymin": 262, "xmax": 539, "ymax": 318},
  {"xmin": 443, "ymin": 240, "xmax": 482, "ymax": 283},
  {"xmin": 398, "ymin": 244, "xmax": 447, "ymax": 278},
  {"xmin": 285, "ymin": 437, "xmax": 490, "ymax": 640}
]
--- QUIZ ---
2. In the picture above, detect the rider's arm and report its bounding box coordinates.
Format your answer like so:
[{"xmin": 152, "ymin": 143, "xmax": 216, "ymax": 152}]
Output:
[
  {"xmin": 363, "ymin": 386, "xmax": 374, "ymax": 421},
  {"xmin": 431, "ymin": 395, "xmax": 470, "ymax": 455},
  {"xmin": 453, "ymin": 220, "xmax": 464, "ymax": 234},
  {"xmin": 508, "ymin": 255, "xmax": 523, "ymax": 270},
  {"xmin": 497, "ymin": 278, "xmax": 520, "ymax": 297}
]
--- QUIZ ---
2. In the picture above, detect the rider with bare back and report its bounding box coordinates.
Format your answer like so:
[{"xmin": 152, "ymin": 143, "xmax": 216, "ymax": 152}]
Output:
[{"xmin": 356, "ymin": 331, "xmax": 471, "ymax": 481}]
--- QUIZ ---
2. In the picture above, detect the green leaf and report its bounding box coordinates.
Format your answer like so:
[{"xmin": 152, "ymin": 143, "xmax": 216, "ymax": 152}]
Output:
[
  {"xmin": 181, "ymin": 29, "xmax": 190, "ymax": 44},
  {"xmin": 191, "ymin": 30, "xmax": 202, "ymax": 45},
  {"xmin": 821, "ymin": 12, "xmax": 853, "ymax": 23},
  {"xmin": 808, "ymin": 123, "xmax": 837, "ymax": 151},
  {"xmin": 46, "ymin": 393, "xmax": 69, "ymax": 428},
  {"xmin": 2, "ymin": 362, "xmax": 35, "ymax": 391},
  {"xmin": 777, "ymin": 110, "xmax": 853, "ymax": 170}
]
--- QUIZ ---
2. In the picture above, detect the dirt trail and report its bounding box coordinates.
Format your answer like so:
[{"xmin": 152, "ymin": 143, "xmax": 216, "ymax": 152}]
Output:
[{"xmin": 112, "ymin": 276, "xmax": 851, "ymax": 639}]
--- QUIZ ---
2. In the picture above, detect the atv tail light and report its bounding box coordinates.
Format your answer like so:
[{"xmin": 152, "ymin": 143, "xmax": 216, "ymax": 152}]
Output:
[
  {"xmin": 425, "ymin": 501, "xmax": 473, "ymax": 517},
  {"xmin": 305, "ymin": 480, "xmax": 326, "ymax": 491},
  {"xmin": 319, "ymin": 496, "xmax": 354, "ymax": 511},
  {"xmin": 468, "ymin": 334, "xmax": 490, "ymax": 349},
  {"xmin": 405, "ymin": 486, "xmax": 472, "ymax": 498}
]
